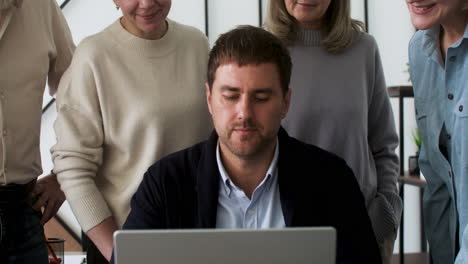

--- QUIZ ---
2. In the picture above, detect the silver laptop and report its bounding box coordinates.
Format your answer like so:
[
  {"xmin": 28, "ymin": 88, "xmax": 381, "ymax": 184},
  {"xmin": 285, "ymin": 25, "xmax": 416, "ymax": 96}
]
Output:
[{"xmin": 113, "ymin": 227, "xmax": 336, "ymax": 264}]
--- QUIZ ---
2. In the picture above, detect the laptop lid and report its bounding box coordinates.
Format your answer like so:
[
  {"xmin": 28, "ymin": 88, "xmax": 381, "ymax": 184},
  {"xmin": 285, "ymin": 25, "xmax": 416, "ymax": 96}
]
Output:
[{"xmin": 114, "ymin": 227, "xmax": 336, "ymax": 264}]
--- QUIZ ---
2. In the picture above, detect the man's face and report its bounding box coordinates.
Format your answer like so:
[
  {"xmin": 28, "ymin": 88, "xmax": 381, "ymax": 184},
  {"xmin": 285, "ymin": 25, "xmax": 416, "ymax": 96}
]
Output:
[{"xmin": 206, "ymin": 62, "xmax": 290, "ymax": 159}]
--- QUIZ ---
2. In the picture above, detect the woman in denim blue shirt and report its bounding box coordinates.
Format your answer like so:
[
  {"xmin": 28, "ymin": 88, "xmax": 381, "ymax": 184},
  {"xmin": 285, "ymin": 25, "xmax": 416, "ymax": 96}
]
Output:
[{"xmin": 407, "ymin": 0, "xmax": 468, "ymax": 263}]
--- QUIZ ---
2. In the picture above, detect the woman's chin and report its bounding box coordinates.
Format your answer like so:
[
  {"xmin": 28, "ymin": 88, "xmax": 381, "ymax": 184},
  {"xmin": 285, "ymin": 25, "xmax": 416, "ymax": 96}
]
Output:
[{"xmin": 410, "ymin": 17, "xmax": 437, "ymax": 30}]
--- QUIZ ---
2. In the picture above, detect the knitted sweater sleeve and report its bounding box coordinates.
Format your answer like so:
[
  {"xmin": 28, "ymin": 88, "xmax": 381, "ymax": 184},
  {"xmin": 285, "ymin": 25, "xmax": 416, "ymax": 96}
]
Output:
[
  {"xmin": 51, "ymin": 41, "xmax": 111, "ymax": 232},
  {"xmin": 366, "ymin": 36, "xmax": 402, "ymax": 242},
  {"xmin": 46, "ymin": 0, "xmax": 75, "ymax": 95}
]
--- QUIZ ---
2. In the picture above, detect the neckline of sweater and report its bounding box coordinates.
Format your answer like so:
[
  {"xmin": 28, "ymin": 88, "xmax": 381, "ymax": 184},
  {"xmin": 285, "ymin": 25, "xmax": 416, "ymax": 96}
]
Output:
[
  {"xmin": 108, "ymin": 18, "xmax": 178, "ymax": 58},
  {"xmin": 296, "ymin": 29, "xmax": 322, "ymax": 47}
]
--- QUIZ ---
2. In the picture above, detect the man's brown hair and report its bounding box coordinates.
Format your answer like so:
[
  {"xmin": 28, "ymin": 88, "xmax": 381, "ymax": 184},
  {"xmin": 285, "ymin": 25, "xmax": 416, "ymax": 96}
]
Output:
[{"xmin": 207, "ymin": 25, "xmax": 292, "ymax": 95}]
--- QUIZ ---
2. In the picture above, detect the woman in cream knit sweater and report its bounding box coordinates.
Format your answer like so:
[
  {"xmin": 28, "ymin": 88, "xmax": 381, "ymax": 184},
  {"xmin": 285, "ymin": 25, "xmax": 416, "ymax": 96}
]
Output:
[{"xmin": 52, "ymin": 0, "xmax": 212, "ymax": 262}]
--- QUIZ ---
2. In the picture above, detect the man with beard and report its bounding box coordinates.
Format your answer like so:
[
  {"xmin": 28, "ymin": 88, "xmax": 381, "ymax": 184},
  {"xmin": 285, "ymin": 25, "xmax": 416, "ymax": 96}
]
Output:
[
  {"xmin": 0, "ymin": 0, "xmax": 74, "ymax": 263},
  {"xmin": 117, "ymin": 26, "xmax": 381, "ymax": 264}
]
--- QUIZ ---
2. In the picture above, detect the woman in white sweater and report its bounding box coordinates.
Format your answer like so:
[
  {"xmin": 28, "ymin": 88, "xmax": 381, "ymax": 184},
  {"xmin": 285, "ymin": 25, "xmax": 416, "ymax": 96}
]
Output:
[
  {"xmin": 265, "ymin": 1, "xmax": 400, "ymax": 263},
  {"xmin": 52, "ymin": 0, "xmax": 212, "ymax": 263}
]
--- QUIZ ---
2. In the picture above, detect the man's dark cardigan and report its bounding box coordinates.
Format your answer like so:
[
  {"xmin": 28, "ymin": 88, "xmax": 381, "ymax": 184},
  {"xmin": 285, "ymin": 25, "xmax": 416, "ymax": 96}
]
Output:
[{"xmin": 121, "ymin": 128, "xmax": 381, "ymax": 263}]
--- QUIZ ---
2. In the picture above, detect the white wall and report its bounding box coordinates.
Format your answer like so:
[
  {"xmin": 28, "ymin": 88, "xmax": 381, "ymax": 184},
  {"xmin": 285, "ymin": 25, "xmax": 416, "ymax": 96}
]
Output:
[
  {"xmin": 208, "ymin": 0, "xmax": 259, "ymax": 46},
  {"xmin": 43, "ymin": 0, "xmax": 422, "ymax": 253},
  {"xmin": 169, "ymin": 0, "xmax": 205, "ymax": 33}
]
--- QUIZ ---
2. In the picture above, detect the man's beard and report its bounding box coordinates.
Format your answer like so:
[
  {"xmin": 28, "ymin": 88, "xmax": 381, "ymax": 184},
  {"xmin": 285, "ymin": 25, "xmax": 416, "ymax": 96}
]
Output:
[{"xmin": 0, "ymin": 0, "xmax": 16, "ymax": 10}]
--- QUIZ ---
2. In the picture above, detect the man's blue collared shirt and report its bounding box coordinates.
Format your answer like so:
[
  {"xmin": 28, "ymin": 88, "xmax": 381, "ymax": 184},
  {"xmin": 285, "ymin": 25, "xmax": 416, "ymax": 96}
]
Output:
[
  {"xmin": 215, "ymin": 140, "xmax": 285, "ymax": 229},
  {"xmin": 409, "ymin": 22, "xmax": 468, "ymax": 264}
]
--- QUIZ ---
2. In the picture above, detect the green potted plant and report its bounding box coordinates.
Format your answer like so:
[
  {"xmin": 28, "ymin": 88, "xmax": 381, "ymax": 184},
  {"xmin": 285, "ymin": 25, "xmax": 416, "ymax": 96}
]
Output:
[{"xmin": 408, "ymin": 128, "xmax": 422, "ymax": 176}]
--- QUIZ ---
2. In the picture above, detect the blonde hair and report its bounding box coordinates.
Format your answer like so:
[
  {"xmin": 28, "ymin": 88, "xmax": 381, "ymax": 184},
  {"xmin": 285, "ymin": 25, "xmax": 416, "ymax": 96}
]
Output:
[{"xmin": 264, "ymin": 0, "xmax": 365, "ymax": 53}]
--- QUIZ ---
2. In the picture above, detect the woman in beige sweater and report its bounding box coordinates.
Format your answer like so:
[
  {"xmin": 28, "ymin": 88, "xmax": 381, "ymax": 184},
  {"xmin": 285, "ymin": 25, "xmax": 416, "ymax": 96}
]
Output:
[{"xmin": 52, "ymin": 0, "xmax": 212, "ymax": 263}]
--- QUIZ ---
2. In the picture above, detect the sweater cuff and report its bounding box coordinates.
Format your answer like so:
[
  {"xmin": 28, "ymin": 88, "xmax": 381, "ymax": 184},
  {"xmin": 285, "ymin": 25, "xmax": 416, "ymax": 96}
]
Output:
[
  {"xmin": 385, "ymin": 191, "xmax": 402, "ymax": 224},
  {"xmin": 368, "ymin": 192, "xmax": 402, "ymax": 242},
  {"xmin": 67, "ymin": 187, "xmax": 112, "ymax": 232}
]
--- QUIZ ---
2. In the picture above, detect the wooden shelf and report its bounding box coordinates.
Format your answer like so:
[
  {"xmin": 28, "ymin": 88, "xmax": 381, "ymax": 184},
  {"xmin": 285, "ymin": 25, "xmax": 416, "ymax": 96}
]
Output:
[
  {"xmin": 388, "ymin": 86, "xmax": 414, "ymax": 98},
  {"xmin": 391, "ymin": 252, "xmax": 430, "ymax": 264},
  {"xmin": 399, "ymin": 175, "xmax": 427, "ymax": 188}
]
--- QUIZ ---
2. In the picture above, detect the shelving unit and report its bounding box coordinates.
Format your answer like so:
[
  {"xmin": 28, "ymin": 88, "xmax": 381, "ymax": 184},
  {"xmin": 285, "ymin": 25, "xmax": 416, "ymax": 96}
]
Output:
[{"xmin": 388, "ymin": 86, "xmax": 428, "ymax": 264}]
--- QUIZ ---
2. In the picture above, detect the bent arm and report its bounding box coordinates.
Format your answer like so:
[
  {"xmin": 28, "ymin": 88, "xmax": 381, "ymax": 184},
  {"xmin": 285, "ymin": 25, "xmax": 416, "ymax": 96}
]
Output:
[
  {"xmin": 367, "ymin": 43, "xmax": 401, "ymax": 242},
  {"xmin": 32, "ymin": 173, "xmax": 66, "ymax": 225},
  {"xmin": 53, "ymin": 103, "xmax": 110, "ymax": 232},
  {"xmin": 47, "ymin": 0, "xmax": 75, "ymax": 95},
  {"xmin": 52, "ymin": 53, "xmax": 113, "ymax": 255}
]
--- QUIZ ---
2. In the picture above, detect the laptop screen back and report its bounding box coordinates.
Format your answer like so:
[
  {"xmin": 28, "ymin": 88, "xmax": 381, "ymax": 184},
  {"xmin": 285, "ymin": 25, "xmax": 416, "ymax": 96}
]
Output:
[{"xmin": 114, "ymin": 227, "xmax": 336, "ymax": 264}]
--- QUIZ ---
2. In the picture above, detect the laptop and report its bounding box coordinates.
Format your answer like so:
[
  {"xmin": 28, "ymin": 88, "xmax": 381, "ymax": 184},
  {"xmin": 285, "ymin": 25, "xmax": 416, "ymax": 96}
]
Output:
[{"xmin": 113, "ymin": 227, "xmax": 336, "ymax": 264}]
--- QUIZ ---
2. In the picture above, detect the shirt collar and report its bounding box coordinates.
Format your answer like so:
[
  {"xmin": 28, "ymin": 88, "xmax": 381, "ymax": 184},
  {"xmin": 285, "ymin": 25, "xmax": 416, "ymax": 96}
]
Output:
[
  {"xmin": 216, "ymin": 139, "xmax": 279, "ymax": 197},
  {"xmin": 421, "ymin": 25, "xmax": 442, "ymax": 65},
  {"xmin": 422, "ymin": 22, "xmax": 468, "ymax": 54}
]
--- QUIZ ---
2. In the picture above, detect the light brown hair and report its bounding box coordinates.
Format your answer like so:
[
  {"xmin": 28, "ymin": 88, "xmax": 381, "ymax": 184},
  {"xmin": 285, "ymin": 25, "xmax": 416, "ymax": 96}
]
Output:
[
  {"xmin": 264, "ymin": 0, "xmax": 365, "ymax": 53},
  {"xmin": 207, "ymin": 25, "xmax": 292, "ymax": 95}
]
